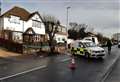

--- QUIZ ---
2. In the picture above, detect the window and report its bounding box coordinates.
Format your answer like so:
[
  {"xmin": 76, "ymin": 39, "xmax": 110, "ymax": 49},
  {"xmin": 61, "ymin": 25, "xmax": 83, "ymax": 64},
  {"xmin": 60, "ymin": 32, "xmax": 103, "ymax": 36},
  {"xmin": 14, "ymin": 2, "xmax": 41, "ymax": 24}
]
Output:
[
  {"xmin": 79, "ymin": 42, "xmax": 84, "ymax": 47},
  {"xmin": 32, "ymin": 20, "xmax": 41, "ymax": 28},
  {"xmin": 9, "ymin": 16, "xmax": 20, "ymax": 24},
  {"xmin": 62, "ymin": 38, "xmax": 65, "ymax": 41},
  {"xmin": 58, "ymin": 38, "xmax": 60, "ymax": 41},
  {"xmin": 62, "ymin": 27, "xmax": 66, "ymax": 32},
  {"xmin": 13, "ymin": 32, "xmax": 22, "ymax": 43}
]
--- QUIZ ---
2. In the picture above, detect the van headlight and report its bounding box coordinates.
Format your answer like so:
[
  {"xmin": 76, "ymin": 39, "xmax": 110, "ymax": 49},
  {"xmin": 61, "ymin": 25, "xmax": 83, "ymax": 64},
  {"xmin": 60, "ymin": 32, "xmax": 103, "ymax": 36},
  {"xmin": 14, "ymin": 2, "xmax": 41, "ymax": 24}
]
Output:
[
  {"xmin": 89, "ymin": 50, "xmax": 95, "ymax": 53},
  {"xmin": 92, "ymin": 51, "xmax": 96, "ymax": 53},
  {"xmin": 88, "ymin": 50, "xmax": 92, "ymax": 53},
  {"xmin": 101, "ymin": 50, "xmax": 105, "ymax": 52}
]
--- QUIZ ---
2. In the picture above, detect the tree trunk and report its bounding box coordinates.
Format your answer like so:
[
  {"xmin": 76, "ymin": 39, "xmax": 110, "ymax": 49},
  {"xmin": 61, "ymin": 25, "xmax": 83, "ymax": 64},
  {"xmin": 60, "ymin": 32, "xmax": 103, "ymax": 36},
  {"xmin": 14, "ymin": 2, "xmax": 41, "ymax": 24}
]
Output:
[
  {"xmin": 39, "ymin": 42, "xmax": 42, "ymax": 52},
  {"xmin": 49, "ymin": 40, "xmax": 55, "ymax": 55}
]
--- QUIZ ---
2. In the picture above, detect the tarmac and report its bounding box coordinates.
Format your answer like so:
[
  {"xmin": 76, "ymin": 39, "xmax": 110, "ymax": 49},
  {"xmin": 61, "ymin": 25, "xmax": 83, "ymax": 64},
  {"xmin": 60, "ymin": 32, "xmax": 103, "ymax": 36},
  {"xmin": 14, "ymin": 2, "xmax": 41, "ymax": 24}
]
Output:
[{"xmin": 0, "ymin": 46, "xmax": 119, "ymax": 82}]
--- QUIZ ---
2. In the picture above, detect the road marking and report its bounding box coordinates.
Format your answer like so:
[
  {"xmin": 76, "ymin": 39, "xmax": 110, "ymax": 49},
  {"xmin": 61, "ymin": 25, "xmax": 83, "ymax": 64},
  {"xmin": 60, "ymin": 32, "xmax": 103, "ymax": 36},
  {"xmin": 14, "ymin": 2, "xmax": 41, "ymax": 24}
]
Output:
[
  {"xmin": 60, "ymin": 58, "xmax": 71, "ymax": 62},
  {"xmin": 100, "ymin": 54, "xmax": 120, "ymax": 82},
  {"xmin": 0, "ymin": 65, "xmax": 47, "ymax": 81}
]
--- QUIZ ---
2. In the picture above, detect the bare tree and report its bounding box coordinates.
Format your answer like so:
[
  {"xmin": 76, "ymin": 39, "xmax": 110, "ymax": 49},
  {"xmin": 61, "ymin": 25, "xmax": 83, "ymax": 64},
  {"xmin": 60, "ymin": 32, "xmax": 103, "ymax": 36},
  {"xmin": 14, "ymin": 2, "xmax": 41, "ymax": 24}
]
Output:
[
  {"xmin": 68, "ymin": 22, "xmax": 88, "ymax": 39},
  {"xmin": 69, "ymin": 22, "xmax": 78, "ymax": 29},
  {"xmin": 42, "ymin": 15, "xmax": 60, "ymax": 54}
]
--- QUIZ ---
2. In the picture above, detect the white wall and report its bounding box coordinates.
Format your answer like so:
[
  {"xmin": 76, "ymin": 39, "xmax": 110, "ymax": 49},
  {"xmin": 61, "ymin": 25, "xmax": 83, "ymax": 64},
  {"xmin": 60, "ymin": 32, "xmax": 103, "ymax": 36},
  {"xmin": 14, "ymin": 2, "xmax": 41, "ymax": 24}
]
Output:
[
  {"xmin": 31, "ymin": 14, "xmax": 45, "ymax": 35},
  {"xmin": 32, "ymin": 24, "xmax": 45, "ymax": 35},
  {"xmin": 3, "ymin": 14, "xmax": 45, "ymax": 35},
  {"xmin": 2, "ymin": 14, "xmax": 46, "ymax": 42},
  {"xmin": 31, "ymin": 14, "xmax": 42, "ymax": 21},
  {"xmin": 3, "ymin": 17, "xmax": 23, "ymax": 32},
  {"xmin": 12, "ymin": 32, "xmax": 23, "ymax": 43},
  {"xmin": 55, "ymin": 34, "xmax": 67, "ymax": 43},
  {"xmin": 0, "ymin": 17, "xmax": 4, "ymax": 30},
  {"xmin": 58, "ymin": 26, "xmax": 67, "ymax": 33},
  {"xmin": 24, "ymin": 14, "xmax": 45, "ymax": 35},
  {"xmin": 24, "ymin": 20, "xmax": 32, "ymax": 32}
]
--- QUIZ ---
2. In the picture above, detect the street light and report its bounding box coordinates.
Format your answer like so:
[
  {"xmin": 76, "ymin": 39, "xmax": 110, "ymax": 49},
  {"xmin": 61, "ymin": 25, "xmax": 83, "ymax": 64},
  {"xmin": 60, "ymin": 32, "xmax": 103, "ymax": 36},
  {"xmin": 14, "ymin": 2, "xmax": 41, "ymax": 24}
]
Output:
[
  {"xmin": 0, "ymin": 1, "xmax": 1, "ymax": 15},
  {"xmin": 66, "ymin": 6, "xmax": 71, "ymax": 50},
  {"xmin": 66, "ymin": 6, "xmax": 71, "ymax": 31}
]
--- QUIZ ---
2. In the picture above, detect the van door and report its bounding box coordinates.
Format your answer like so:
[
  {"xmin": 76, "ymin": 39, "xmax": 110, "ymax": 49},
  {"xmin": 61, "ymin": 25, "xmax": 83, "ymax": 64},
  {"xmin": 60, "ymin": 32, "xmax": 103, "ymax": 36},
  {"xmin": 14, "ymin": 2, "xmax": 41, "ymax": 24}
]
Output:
[{"xmin": 76, "ymin": 42, "xmax": 84, "ymax": 55}]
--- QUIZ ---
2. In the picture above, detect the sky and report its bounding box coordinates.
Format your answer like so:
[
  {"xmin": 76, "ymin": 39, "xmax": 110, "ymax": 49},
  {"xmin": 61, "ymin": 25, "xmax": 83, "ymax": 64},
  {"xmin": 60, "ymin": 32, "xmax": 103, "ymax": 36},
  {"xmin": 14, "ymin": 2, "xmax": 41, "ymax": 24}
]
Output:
[{"xmin": 0, "ymin": 0, "xmax": 120, "ymax": 38}]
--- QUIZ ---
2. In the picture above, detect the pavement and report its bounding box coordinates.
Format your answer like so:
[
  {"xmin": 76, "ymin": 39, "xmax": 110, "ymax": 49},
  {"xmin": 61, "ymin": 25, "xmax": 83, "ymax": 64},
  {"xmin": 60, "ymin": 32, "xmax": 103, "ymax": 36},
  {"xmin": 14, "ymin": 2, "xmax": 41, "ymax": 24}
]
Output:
[
  {"xmin": 0, "ymin": 47, "xmax": 70, "ymax": 81},
  {"xmin": 0, "ymin": 47, "xmax": 21, "ymax": 58},
  {"xmin": 104, "ymin": 57, "xmax": 120, "ymax": 82},
  {"xmin": 100, "ymin": 47, "xmax": 120, "ymax": 82},
  {"xmin": 103, "ymin": 47, "xmax": 120, "ymax": 82},
  {"xmin": 0, "ymin": 46, "xmax": 119, "ymax": 82}
]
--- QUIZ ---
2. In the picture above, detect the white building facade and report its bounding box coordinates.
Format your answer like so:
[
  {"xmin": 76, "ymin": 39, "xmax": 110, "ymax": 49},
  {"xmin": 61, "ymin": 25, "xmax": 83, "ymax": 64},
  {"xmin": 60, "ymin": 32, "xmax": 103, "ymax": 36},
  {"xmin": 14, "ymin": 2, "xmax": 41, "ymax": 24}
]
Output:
[
  {"xmin": 112, "ymin": 33, "xmax": 120, "ymax": 41},
  {"xmin": 55, "ymin": 25, "xmax": 67, "ymax": 43},
  {"xmin": 0, "ymin": 6, "xmax": 45, "ymax": 43}
]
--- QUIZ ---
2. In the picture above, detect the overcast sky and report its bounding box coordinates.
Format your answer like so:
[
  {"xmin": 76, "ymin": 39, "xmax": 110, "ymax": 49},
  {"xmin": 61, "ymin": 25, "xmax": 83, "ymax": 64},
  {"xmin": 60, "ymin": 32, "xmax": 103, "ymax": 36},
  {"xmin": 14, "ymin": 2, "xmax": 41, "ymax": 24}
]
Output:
[{"xmin": 1, "ymin": 0, "xmax": 120, "ymax": 38}]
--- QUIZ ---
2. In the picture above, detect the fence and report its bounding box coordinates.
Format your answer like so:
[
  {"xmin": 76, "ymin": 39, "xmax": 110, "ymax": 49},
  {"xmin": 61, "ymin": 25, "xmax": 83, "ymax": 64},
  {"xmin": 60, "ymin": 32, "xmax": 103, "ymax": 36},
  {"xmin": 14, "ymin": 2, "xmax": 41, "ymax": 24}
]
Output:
[{"xmin": 0, "ymin": 38, "xmax": 23, "ymax": 53}]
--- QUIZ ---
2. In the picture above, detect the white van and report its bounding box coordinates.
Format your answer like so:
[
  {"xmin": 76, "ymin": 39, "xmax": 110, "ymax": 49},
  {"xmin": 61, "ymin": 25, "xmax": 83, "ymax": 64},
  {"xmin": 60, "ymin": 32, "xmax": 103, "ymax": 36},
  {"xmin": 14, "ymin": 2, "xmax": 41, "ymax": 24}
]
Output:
[{"xmin": 84, "ymin": 36, "xmax": 99, "ymax": 45}]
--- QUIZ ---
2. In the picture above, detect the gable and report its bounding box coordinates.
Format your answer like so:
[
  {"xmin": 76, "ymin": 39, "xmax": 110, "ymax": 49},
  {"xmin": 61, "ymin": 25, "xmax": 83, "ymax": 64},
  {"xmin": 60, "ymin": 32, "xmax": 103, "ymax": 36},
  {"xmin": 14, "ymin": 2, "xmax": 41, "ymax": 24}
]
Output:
[
  {"xmin": 23, "ymin": 27, "xmax": 36, "ymax": 35},
  {"xmin": 31, "ymin": 14, "xmax": 42, "ymax": 22}
]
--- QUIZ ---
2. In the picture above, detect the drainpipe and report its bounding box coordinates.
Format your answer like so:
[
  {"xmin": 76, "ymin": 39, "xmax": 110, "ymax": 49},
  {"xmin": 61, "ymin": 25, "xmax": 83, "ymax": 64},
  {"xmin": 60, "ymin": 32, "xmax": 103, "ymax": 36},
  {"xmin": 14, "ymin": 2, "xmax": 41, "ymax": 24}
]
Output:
[
  {"xmin": 22, "ymin": 21, "xmax": 24, "ymax": 43},
  {"xmin": 23, "ymin": 21, "xmax": 24, "ymax": 32}
]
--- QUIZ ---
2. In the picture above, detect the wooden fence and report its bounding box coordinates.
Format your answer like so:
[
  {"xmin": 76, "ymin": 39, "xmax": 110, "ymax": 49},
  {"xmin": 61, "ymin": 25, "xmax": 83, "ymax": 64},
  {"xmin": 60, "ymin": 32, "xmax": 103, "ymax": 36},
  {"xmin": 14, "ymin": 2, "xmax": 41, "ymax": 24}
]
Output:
[{"xmin": 0, "ymin": 38, "xmax": 23, "ymax": 53}]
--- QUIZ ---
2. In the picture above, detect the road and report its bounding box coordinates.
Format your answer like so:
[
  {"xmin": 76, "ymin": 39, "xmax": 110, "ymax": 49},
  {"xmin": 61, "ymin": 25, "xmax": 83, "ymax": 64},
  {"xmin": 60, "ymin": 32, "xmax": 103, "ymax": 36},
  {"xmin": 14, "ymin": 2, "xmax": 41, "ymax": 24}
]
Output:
[
  {"xmin": 0, "ymin": 46, "xmax": 119, "ymax": 82},
  {"xmin": 105, "ymin": 52, "xmax": 120, "ymax": 82}
]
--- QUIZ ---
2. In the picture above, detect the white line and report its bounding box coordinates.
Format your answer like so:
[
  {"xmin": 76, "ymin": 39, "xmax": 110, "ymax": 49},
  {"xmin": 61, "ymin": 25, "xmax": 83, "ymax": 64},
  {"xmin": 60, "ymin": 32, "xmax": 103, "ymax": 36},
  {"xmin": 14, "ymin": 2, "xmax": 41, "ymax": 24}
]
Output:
[
  {"xmin": 100, "ymin": 55, "xmax": 120, "ymax": 82},
  {"xmin": 0, "ymin": 65, "xmax": 47, "ymax": 81},
  {"xmin": 60, "ymin": 58, "xmax": 71, "ymax": 62}
]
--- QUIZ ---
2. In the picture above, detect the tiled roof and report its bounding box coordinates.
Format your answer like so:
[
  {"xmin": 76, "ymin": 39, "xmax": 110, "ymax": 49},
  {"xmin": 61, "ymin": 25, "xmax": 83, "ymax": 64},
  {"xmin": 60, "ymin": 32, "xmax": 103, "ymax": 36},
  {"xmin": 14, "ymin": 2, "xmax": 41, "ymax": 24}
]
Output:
[
  {"xmin": 0, "ymin": 6, "xmax": 42, "ymax": 21},
  {"xmin": 1, "ymin": 6, "xmax": 30, "ymax": 21}
]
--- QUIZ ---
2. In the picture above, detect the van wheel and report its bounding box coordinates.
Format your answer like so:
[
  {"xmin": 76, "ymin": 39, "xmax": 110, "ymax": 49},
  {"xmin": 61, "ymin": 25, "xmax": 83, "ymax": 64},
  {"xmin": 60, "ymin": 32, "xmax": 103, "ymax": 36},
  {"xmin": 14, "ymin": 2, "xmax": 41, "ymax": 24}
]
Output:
[
  {"xmin": 85, "ymin": 52, "xmax": 90, "ymax": 58},
  {"xmin": 72, "ymin": 53, "xmax": 75, "ymax": 56},
  {"xmin": 71, "ymin": 52, "xmax": 75, "ymax": 56},
  {"xmin": 99, "ymin": 57, "xmax": 105, "ymax": 60}
]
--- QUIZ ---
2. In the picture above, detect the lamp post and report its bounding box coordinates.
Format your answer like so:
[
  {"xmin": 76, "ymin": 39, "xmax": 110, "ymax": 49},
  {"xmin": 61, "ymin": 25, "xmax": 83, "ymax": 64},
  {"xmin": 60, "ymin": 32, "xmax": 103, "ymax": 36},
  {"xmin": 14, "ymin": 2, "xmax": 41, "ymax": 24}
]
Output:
[
  {"xmin": 0, "ymin": 1, "xmax": 1, "ymax": 37},
  {"xmin": 0, "ymin": 1, "xmax": 1, "ymax": 16},
  {"xmin": 66, "ymin": 6, "xmax": 71, "ymax": 51},
  {"xmin": 66, "ymin": 6, "xmax": 71, "ymax": 31}
]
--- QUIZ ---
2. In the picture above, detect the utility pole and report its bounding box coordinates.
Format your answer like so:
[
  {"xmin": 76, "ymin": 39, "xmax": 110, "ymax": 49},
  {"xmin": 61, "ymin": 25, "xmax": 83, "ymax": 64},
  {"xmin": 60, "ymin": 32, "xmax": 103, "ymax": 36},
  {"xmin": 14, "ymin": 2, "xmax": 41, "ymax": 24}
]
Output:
[
  {"xmin": 66, "ymin": 6, "xmax": 71, "ymax": 50},
  {"xmin": 66, "ymin": 6, "xmax": 71, "ymax": 31},
  {"xmin": 0, "ymin": 1, "xmax": 2, "ymax": 38},
  {"xmin": 0, "ymin": 1, "xmax": 1, "ymax": 16}
]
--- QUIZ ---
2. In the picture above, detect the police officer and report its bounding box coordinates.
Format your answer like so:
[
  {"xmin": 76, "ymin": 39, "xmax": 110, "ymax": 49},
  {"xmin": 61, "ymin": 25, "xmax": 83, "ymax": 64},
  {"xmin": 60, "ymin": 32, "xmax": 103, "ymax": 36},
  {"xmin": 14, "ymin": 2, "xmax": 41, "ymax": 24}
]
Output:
[{"xmin": 106, "ymin": 39, "xmax": 112, "ymax": 54}]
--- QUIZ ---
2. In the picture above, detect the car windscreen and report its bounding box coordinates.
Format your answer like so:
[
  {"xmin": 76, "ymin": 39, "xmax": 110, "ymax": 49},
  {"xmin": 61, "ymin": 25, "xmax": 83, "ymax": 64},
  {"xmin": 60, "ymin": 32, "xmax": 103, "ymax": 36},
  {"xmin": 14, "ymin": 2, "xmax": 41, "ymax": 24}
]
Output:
[{"xmin": 84, "ymin": 42, "xmax": 97, "ymax": 47}]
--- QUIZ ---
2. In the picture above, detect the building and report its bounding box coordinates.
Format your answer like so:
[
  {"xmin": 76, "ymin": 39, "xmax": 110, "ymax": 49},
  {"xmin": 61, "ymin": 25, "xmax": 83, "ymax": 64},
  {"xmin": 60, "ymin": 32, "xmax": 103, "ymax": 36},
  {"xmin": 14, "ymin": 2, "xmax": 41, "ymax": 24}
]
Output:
[
  {"xmin": 112, "ymin": 33, "xmax": 120, "ymax": 41},
  {"xmin": 54, "ymin": 25, "xmax": 67, "ymax": 43},
  {"xmin": 0, "ymin": 6, "xmax": 46, "ymax": 43},
  {"xmin": 0, "ymin": 6, "xmax": 47, "ymax": 53},
  {"xmin": 0, "ymin": 6, "xmax": 68, "ymax": 53}
]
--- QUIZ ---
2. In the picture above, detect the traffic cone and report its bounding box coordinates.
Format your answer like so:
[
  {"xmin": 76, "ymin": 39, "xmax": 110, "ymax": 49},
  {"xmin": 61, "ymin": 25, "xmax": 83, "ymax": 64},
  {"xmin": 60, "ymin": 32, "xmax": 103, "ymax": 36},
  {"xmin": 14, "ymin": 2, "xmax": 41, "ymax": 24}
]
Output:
[{"xmin": 69, "ymin": 57, "xmax": 76, "ymax": 70}]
